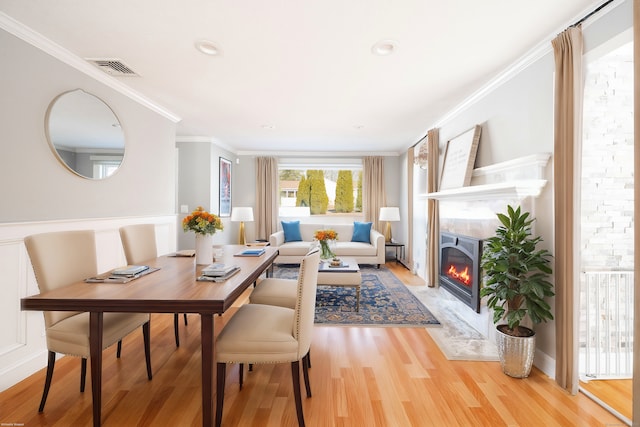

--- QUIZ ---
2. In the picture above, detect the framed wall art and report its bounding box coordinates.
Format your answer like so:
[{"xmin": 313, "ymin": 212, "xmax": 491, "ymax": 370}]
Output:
[
  {"xmin": 439, "ymin": 125, "xmax": 482, "ymax": 191},
  {"xmin": 219, "ymin": 157, "xmax": 232, "ymax": 217}
]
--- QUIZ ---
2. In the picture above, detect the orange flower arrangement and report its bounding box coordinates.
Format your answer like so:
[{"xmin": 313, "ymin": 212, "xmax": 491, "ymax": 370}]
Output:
[
  {"xmin": 182, "ymin": 206, "xmax": 224, "ymax": 235},
  {"xmin": 314, "ymin": 229, "xmax": 338, "ymax": 259},
  {"xmin": 314, "ymin": 229, "xmax": 338, "ymax": 241}
]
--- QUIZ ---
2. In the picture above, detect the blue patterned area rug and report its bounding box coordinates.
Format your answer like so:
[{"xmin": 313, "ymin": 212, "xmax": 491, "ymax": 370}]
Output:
[{"xmin": 272, "ymin": 265, "xmax": 440, "ymax": 327}]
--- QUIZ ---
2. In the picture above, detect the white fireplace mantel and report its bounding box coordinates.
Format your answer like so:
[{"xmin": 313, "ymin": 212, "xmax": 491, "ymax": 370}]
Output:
[{"xmin": 426, "ymin": 153, "xmax": 551, "ymax": 201}]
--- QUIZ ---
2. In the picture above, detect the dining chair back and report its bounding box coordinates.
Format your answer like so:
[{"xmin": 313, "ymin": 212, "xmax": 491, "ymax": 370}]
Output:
[
  {"xmin": 119, "ymin": 224, "xmax": 188, "ymax": 347},
  {"xmin": 215, "ymin": 248, "xmax": 320, "ymax": 426},
  {"xmin": 249, "ymin": 246, "xmax": 323, "ymax": 309},
  {"xmin": 26, "ymin": 230, "xmax": 96, "ymax": 328},
  {"xmin": 292, "ymin": 249, "xmax": 320, "ymax": 360},
  {"xmin": 119, "ymin": 223, "xmax": 157, "ymax": 264},
  {"xmin": 24, "ymin": 230, "xmax": 152, "ymax": 412}
]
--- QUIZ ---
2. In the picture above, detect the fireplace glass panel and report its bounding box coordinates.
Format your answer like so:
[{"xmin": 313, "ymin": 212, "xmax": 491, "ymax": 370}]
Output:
[
  {"xmin": 439, "ymin": 231, "xmax": 481, "ymax": 313},
  {"xmin": 441, "ymin": 247, "xmax": 473, "ymax": 289}
]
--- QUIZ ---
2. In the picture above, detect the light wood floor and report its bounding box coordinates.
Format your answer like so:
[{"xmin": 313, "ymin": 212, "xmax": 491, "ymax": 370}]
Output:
[
  {"xmin": 580, "ymin": 378, "xmax": 632, "ymax": 421},
  {"xmin": 0, "ymin": 263, "xmax": 625, "ymax": 426}
]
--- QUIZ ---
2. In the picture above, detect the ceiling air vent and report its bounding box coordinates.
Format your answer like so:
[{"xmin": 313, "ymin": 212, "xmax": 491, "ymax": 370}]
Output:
[{"xmin": 86, "ymin": 58, "xmax": 139, "ymax": 77}]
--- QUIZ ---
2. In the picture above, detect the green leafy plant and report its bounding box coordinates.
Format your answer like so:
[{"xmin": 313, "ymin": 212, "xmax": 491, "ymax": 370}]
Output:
[{"xmin": 480, "ymin": 205, "xmax": 554, "ymax": 337}]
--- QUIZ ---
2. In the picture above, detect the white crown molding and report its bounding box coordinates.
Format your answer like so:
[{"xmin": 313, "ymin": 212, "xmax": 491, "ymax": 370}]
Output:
[
  {"xmin": 429, "ymin": 41, "xmax": 553, "ymax": 131},
  {"xmin": 425, "ymin": 0, "xmax": 626, "ymax": 133},
  {"xmin": 236, "ymin": 150, "xmax": 401, "ymax": 157},
  {"xmin": 175, "ymin": 136, "xmax": 237, "ymax": 154},
  {"xmin": 175, "ymin": 140, "xmax": 402, "ymax": 158},
  {"xmin": 0, "ymin": 12, "xmax": 181, "ymax": 123}
]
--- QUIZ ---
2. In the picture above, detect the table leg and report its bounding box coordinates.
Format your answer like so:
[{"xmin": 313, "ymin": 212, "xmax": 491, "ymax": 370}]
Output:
[
  {"xmin": 201, "ymin": 313, "xmax": 214, "ymax": 427},
  {"xmin": 89, "ymin": 312, "xmax": 104, "ymax": 427}
]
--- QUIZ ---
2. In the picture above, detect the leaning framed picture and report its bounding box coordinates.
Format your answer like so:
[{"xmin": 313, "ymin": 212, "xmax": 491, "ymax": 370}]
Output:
[
  {"xmin": 219, "ymin": 157, "xmax": 232, "ymax": 217},
  {"xmin": 439, "ymin": 125, "xmax": 482, "ymax": 191}
]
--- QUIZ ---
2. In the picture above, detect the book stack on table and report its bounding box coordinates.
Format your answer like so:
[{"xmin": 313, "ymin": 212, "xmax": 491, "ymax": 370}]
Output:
[
  {"xmin": 235, "ymin": 248, "xmax": 266, "ymax": 257},
  {"xmin": 198, "ymin": 263, "xmax": 240, "ymax": 282},
  {"xmin": 85, "ymin": 265, "xmax": 156, "ymax": 283},
  {"xmin": 112, "ymin": 265, "xmax": 150, "ymax": 277}
]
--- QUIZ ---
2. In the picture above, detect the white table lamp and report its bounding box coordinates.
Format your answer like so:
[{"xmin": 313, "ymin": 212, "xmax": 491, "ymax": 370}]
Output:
[
  {"xmin": 379, "ymin": 207, "xmax": 400, "ymax": 243},
  {"xmin": 231, "ymin": 207, "xmax": 254, "ymax": 245}
]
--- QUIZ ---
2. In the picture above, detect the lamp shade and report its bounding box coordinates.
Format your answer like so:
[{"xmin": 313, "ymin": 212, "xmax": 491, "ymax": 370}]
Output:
[
  {"xmin": 379, "ymin": 207, "xmax": 400, "ymax": 222},
  {"xmin": 231, "ymin": 207, "xmax": 254, "ymax": 222}
]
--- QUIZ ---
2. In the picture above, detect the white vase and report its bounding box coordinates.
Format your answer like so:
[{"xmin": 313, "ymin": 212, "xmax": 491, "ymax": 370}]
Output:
[{"xmin": 195, "ymin": 234, "xmax": 213, "ymax": 265}]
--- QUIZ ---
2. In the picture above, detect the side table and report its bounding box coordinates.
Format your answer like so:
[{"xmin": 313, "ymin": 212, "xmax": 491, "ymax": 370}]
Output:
[{"xmin": 385, "ymin": 241, "xmax": 410, "ymax": 270}]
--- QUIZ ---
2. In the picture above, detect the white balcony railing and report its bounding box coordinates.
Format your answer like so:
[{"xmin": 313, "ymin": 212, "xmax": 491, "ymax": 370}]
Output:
[{"xmin": 579, "ymin": 270, "xmax": 634, "ymax": 379}]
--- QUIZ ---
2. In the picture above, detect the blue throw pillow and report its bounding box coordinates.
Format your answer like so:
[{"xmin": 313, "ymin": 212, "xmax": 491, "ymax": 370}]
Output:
[
  {"xmin": 351, "ymin": 221, "xmax": 372, "ymax": 243},
  {"xmin": 282, "ymin": 221, "xmax": 302, "ymax": 242}
]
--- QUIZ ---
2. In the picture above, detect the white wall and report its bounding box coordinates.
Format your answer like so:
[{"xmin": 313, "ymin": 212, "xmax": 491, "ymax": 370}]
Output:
[
  {"xmin": 0, "ymin": 30, "xmax": 177, "ymax": 222},
  {"xmin": 0, "ymin": 28, "xmax": 179, "ymax": 390},
  {"xmin": 175, "ymin": 140, "xmax": 240, "ymax": 249},
  {"xmin": 408, "ymin": 0, "xmax": 633, "ymax": 376}
]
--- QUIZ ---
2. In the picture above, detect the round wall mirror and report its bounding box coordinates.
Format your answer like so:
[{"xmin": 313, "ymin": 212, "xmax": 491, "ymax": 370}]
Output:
[{"xmin": 45, "ymin": 89, "xmax": 125, "ymax": 179}]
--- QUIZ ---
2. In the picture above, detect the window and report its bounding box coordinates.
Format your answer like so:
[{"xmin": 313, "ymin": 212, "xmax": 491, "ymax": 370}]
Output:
[
  {"xmin": 278, "ymin": 160, "xmax": 362, "ymax": 216},
  {"xmin": 579, "ymin": 40, "xmax": 633, "ymax": 380},
  {"xmin": 93, "ymin": 159, "xmax": 121, "ymax": 179}
]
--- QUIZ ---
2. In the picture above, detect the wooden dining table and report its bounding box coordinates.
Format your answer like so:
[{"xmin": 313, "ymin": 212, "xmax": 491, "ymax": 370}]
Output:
[{"xmin": 20, "ymin": 244, "xmax": 278, "ymax": 427}]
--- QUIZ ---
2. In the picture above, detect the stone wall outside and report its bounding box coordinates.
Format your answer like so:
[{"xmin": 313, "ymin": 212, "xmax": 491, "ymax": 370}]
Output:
[{"xmin": 581, "ymin": 42, "xmax": 634, "ymax": 271}]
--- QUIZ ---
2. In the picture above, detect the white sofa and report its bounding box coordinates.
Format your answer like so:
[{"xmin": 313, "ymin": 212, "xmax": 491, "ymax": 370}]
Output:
[{"xmin": 269, "ymin": 222, "xmax": 385, "ymax": 267}]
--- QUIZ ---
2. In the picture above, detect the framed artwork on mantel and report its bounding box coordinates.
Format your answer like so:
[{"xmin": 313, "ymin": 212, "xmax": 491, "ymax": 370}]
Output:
[
  {"xmin": 219, "ymin": 157, "xmax": 232, "ymax": 217},
  {"xmin": 439, "ymin": 125, "xmax": 482, "ymax": 191}
]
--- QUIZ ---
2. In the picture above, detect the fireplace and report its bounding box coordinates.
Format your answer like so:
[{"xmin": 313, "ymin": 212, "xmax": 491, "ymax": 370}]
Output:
[{"xmin": 439, "ymin": 232, "xmax": 482, "ymax": 313}]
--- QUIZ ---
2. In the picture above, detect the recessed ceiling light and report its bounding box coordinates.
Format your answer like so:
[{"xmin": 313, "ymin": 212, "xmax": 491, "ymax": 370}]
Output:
[
  {"xmin": 354, "ymin": 125, "xmax": 364, "ymax": 130},
  {"xmin": 262, "ymin": 124, "xmax": 276, "ymax": 130},
  {"xmin": 371, "ymin": 39, "xmax": 397, "ymax": 56},
  {"xmin": 195, "ymin": 39, "xmax": 222, "ymax": 56}
]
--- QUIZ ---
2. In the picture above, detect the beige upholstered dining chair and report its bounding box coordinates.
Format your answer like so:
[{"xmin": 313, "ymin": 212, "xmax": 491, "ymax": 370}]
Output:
[
  {"xmin": 249, "ymin": 246, "xmax": 324, "ymax": 309},
  {"xmin": 248, "ymin": 275, "xmax": 297, "ymax": 309},
  {"xmin": 215, "ymin": 248, "xmax": 320, "ymax": 427},
  {"xmin": 24, "ymin": 230, "xmax": 152, "ymax": 412},
  {"xmin": 119, "ymin": 224, "xmax": 188, "ymax": 347},
  {"xmin": 248, "ymin": 251, "xmax": 314, "ymax": 368}
]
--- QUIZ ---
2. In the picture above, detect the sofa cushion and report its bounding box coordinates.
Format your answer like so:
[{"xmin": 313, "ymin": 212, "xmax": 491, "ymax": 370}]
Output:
[
  {"xmin": 351, "ymin": 221, "xmax": 372, "ymax": 243},
  {"xmin": 281, "ymin": 221, "xmax": 302, "ymax": 242},
  {"xmin": 277, "ymin": 241, "xmax": 317, "ymax": 256},
  {"xmin": 334, "ymin": 241, "xmax": 377, "ymax": 256},
  {"xmin": 299, "ymin": 223, "xmax": 319, "ymax": 242},
  {"xmin": 332, "ymin": 224, "xmax": 354, "ymax": 242}
]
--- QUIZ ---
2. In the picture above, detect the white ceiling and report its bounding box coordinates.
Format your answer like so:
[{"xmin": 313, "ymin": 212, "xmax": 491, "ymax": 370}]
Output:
[{"xmin": 0, "ymin": 0, "xmax": 604, "ymax": 155}]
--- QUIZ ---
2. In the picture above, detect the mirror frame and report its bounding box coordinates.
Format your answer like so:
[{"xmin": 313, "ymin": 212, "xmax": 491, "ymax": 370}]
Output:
[{"xmin": 45, "ymin": 89, "xmax": 125, "ymax": 180}]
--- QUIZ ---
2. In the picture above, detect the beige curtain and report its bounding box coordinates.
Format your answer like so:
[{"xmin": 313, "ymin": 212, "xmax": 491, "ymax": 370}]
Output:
[
  {"xmin": 551, "ymin": 26, "xmax": 583, "ymax": 395},
  {"xmin": 426, "ymin": 129, "xmax": 440, "ymax": 287},
  {"xmin": 255, "ymin": 156, "xmax": 279, "ymax": 240},
  {"xmin": 633, "ymin": 0, "xmax": 639, "ymax": 420},
  {"xmin": 406, "ymin": 147, "xmax": 415, "ymax": 268},
  {"xmin": 363, "ymin": 156, "xmax": 386, "ymax": 233}
]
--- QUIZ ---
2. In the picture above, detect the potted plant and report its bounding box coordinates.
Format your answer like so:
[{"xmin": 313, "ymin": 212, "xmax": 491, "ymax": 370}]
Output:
[{"xmin": 480, "ymin": 205, "xmax": 554, "ymax": 378}]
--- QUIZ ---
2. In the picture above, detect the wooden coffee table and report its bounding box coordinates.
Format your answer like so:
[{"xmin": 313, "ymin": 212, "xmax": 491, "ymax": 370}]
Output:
[{"xmin": 317, "ymin": 257, "xmax": 362, "ymax": 311}]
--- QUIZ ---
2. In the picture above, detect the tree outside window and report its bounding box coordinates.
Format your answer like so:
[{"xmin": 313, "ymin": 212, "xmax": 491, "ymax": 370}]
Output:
[{"xmin": 279, "ymin": 167, "xmax": 362, "ymax": 215}]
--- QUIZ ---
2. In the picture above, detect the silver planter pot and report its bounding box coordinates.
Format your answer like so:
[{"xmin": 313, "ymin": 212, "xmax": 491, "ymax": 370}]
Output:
[{"xmin": 495, "ymin": 324, "xmax": 536, "ymax": 378}]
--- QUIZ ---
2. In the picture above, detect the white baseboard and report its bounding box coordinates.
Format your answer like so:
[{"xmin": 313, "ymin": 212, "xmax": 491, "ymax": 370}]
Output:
[
  {"xmin": 0, "ymin": 348, "xmax": 48, "ymax": 391},
  {"xmin": 534, "ymin": 348, "xmax": 556, "ymax": 379}
]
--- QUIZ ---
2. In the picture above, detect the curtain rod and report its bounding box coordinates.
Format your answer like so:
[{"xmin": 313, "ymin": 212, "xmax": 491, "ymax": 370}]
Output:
[{"xmin": 569, "ymin": 0, "xmax": 615, "ymax": 28}]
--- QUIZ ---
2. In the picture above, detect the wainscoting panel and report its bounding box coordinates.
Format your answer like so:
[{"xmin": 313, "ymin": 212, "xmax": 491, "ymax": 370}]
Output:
[{"xmin": 0, "ymin": 215, "xmax": 177, "ymax": 391}]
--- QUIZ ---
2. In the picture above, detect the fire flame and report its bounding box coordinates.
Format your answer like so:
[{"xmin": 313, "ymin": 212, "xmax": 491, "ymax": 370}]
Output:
[{"xmin": 447, "ymin": 264, "xmax": 471, "ymax": 285}]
